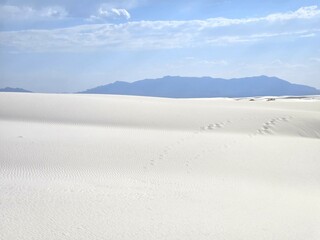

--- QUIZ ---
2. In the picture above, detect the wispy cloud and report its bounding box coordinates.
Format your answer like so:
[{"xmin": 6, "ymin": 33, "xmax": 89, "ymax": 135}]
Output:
[
  {"xmin": 0, "ymin": 4, "xmax": 68, "ymax": 20},
  {"xmin": 299, "ymin": 33, "xmax": 316, "ymax": 38},
  {"xmin": 264, "ymin": 5, "xmax": 320, "ymax": 21},
  {"xmin": 154, "ymin": 5, "xmax": 320, "ymax": 29},
  {"xmin": 205, "ymin": 29, "xmax": 320, "ymax": 45},
  {"xmin": 310, "ymin": 57, "xmax": 320, "ymax": 62},
  {"xmin": 0, "ymin": 5, "xmax": 319, "ymax": 52}
]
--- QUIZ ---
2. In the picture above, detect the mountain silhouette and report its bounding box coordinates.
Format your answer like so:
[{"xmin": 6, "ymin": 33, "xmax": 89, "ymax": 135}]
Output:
[
  {"xmin": 81, "ymin": 76, "xmax": 320, "ymax": 98},
  {"xmin": 0, "ymin": 87, "xmax": 32, "ymax": 93}
]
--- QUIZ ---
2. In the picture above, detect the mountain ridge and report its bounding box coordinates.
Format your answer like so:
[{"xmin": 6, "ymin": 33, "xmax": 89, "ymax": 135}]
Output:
[
  {"xmin": 81, "ymin": 75, "xmax": 320, "ymax": 98},
  {"xmin": 0, "ymin": 87, "xmax": 32, "ymax": 93}
]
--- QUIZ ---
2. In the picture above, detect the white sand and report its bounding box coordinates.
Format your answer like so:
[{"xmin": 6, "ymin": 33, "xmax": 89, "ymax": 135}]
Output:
[{"xmin": 1, "ymin": 93, "xmax": 320, "ymax": 239}]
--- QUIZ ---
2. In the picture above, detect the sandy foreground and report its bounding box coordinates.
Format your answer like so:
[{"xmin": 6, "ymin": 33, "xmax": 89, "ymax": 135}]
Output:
[{"xmin": 0, "ymin": 93, "xmax": 320, "ymax": 239}]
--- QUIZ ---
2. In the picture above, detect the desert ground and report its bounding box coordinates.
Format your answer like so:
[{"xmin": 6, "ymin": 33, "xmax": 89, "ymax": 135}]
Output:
[{"xmin": 0, "ymin": 92, "xmax": 320, "ymax": 239}]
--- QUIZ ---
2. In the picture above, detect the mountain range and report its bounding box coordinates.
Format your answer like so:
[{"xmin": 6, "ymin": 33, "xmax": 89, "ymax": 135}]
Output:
[
  {"xmin": 81, "ymin": 76, "xmax": 320, "ymax": 98},
  {"xmin": 0, "ymin": 87, "xmax": 32, "ymax": 93}
]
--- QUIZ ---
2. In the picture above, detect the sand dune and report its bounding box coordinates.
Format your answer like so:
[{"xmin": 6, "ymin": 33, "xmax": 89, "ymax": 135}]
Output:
[{"xmin": 1, "ymin": 93, "xmax": 320, "ymax": 239}]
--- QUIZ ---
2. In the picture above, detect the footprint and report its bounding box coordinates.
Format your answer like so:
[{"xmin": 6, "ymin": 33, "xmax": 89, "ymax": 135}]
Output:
[
  {"xmin": 148, "ymin": 120, "xmax": 232, "ymax": 172},
  {"xmin": 201, "ymin": 120, "xmax": 231, "ymax": 131},
  {"xmin": 256, "ymin": 116, "xmax": 293, "ymax": 135}
]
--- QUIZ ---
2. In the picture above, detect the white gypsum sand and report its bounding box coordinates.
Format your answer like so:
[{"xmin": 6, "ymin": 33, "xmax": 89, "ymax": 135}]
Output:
[{"xmin": 0, "ymin": 92, "xmax": 320, "ymax": 239}]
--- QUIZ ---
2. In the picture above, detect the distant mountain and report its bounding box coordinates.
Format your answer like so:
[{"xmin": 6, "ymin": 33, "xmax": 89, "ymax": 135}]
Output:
[
  {"xmin": 81, "ymin": 76, "xmax": 320, "ymax": 98},
  {"xmin": 0, "ymin": 87, "xmax": 32, "ymax": 93}
]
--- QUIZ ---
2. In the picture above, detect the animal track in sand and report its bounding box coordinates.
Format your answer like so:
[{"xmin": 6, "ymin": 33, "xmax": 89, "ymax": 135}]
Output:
[
  {"xmin": 145, "ymin": 130, "xmax": 201, "ymax": 172},
  {"xmin": 145, "ymin": 120, "xmax": 233, "ymax": 172},
  {"xmin": 256, "ymin": 116, "xmax": 293, "ymax": 135},
  {"xmin": 201, "ymin": 120, "xmax": 231, "ymax": 131}
]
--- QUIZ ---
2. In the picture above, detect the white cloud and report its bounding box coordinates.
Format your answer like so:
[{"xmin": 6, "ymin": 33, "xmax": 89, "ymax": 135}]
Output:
[
  {"xmin": 92, "ymin": 0, "xmax": 142, "ymax": 10},
  {"xmin": 205, "ymin": 29, "xmax": 320, "ymax": 45},
  {"xmin": 265, "ymin": 5, "xmax": 320, "ymax": 21},
  {"xmin": 298, "ymin": 33, "xmax": 316, "ymax": 38},
  {"xmin": 0, "ymin": 4, "xmax": 68, "ymax": 20},
  {"xmin": 0, "ymin": 5, "xmax": 319, "ymax": 52},
  {"xmin": 87, "ymin": 4, "xmax": 131, "ymax": 22},
  {"xmin": 40, "ymin": 6, "xmax": 68, "ymax": 18},
  {"xmin": 144, "ymin": 5, "xmax": 320, "ymax": 29},
  {"xmin": 109, "ymin": 8, "xmax": 131, "ymax": 19}
]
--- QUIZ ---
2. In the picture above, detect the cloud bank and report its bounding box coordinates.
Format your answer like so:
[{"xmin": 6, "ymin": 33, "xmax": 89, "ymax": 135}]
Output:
[{"xmin": 0, "ymin": 5, "xmax": 319, "ymax": 52}]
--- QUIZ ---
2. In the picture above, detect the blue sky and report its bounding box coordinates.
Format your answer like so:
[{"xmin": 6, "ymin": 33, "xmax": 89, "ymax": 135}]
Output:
[{"xmin": 0, "ymin": 0, "xmax": 319, "ymax": 92}]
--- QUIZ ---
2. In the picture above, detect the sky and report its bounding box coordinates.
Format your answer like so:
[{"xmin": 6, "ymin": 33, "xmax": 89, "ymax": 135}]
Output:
[{"xmin": 0, "ymin": 0, "xmax": 319, "ymax": 93}]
